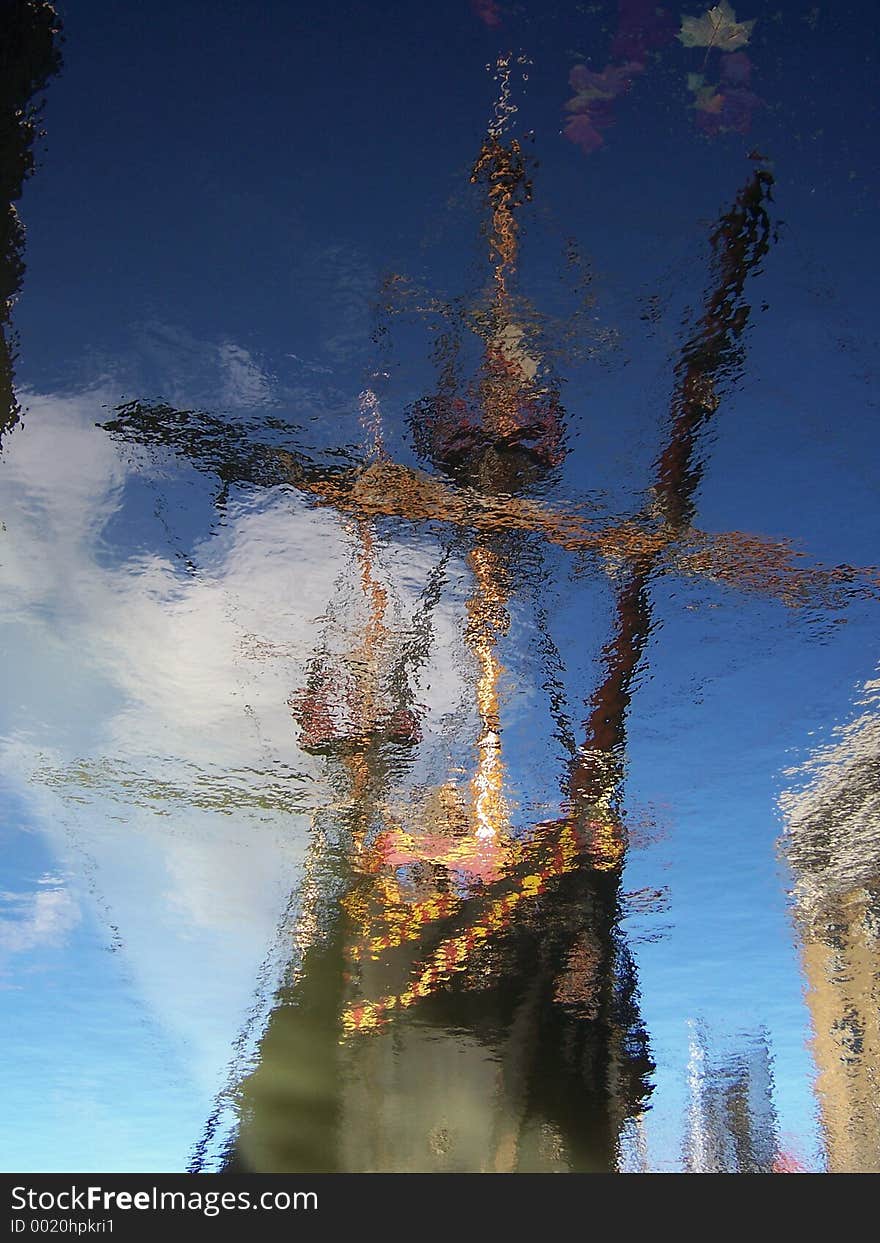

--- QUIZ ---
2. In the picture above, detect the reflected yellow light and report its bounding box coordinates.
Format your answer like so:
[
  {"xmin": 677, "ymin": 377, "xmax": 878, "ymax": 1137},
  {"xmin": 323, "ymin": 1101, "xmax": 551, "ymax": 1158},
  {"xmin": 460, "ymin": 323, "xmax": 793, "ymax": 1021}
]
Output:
[{"xmin": 465, "ymin": 544, "xmax": 511, "ymax": 841}]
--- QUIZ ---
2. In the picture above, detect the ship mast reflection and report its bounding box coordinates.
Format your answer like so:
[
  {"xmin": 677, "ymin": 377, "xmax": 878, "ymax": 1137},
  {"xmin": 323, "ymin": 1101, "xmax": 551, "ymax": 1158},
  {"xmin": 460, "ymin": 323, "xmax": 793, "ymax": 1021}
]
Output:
[
  {"xmin": 97, "ymin": 58, "xmax": 870, "ymax": 1172},
  {"xmin": 222, "ymin": 75, "xmax": 772, "ymax": 1174}
]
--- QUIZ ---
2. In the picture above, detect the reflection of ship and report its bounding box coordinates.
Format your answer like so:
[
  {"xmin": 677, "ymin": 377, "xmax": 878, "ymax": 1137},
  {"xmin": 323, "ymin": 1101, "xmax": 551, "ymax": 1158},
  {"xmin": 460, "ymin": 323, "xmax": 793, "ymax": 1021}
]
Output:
[
  {"xmin": 780, "ymin": 678, "xmax": 880, "ymax": 1172},
  {"xmin": 97, "ymin": 65, "xmax": 822, "ymax": 1173},
  {"xmin": 6, "ymin": 6, "xmax": 880, "ymax": 1178},
  {"xmin": 223, "ymin": 90, "xmax": 778, "ymax": 1173},
  {"xmin": 229, "ymin": 92, "xmax": 653, "ymax": 1171}
]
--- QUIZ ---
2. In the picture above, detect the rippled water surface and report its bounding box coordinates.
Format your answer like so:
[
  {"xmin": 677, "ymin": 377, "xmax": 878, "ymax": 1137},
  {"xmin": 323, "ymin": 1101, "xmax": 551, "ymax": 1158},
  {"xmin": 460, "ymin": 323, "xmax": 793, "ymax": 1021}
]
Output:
[{"xmin": 1, "ymin": 0, "xmax": 878, "ymax": 1173}]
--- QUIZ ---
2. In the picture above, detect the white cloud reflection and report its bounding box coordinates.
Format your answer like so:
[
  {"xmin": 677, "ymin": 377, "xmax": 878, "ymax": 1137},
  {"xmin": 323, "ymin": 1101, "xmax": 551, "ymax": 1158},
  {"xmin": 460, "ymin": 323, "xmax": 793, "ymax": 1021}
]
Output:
[
  {"xmin": 0, "ymin": 373, "xmax": 471, "ymax": 1147},
  {"xmin": 0, "ymin": 877, "xmax": 80, "ymax": 956}
]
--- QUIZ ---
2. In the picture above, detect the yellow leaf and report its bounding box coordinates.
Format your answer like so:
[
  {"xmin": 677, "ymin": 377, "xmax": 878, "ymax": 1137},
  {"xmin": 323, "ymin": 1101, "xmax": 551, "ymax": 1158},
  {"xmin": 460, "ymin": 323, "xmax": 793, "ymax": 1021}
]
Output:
[{"xmin": 678, "ymin": 2, "xmax": 755, "ymax": 52}]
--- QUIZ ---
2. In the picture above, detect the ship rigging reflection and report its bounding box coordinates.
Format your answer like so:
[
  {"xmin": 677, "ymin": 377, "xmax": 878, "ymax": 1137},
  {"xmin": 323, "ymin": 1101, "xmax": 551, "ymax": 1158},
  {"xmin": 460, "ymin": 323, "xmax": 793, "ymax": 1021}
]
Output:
[{"xmin": 96, "ymin": 67, "xmax": 877, "ymax": 1171}]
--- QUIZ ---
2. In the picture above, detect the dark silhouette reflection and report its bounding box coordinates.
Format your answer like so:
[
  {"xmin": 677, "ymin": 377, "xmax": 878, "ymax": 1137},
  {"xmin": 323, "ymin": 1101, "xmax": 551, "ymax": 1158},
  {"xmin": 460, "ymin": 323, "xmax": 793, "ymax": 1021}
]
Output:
[{"xmin": 0, "ymin": 0, "xmax": 62, "ymax": 441}]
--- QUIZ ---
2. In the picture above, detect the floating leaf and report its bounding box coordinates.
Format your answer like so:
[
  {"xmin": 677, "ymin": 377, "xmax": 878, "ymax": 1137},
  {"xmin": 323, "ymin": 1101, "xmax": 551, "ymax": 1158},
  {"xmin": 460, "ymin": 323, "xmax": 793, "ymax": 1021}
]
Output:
[
  {"xmin": 563, "ymin": 112, "xmax": 606, "ymax": 155},
  {"xmin": 611, "ymin": 1, "xmax": 678, "ymax": 61},
  {"xmin": 471, "ymin": 0, "xmax": 502, "ymax": 28},
  {"xmin": 696, "ymin": 82, "xmax": 761, "ymax": 133},
  {"xmin": 678, "ymin": 2, "xmax": 755, "ymax": 52},
  {"xmin": 692, "ymin": 85, "xmax": 724, "ymax": 113},
  {"xmin": 569, "ymin": 61, "xmax": 643, "ymax": 100},
  {"xmin": 720, "ymin": 51, "xmax": 752, "ymax": 84}
]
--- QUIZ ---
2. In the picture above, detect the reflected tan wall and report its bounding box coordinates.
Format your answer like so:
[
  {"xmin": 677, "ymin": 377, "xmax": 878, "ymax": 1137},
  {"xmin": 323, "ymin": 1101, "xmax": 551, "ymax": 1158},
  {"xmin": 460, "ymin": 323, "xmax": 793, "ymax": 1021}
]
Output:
[
  {"xmin": 781, "ymin": 682, "xmax": 880, "ymax": 1173},
  {"xmin": 801, "ymin": 892, "xmax": 880, "ymax": 1173}
]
